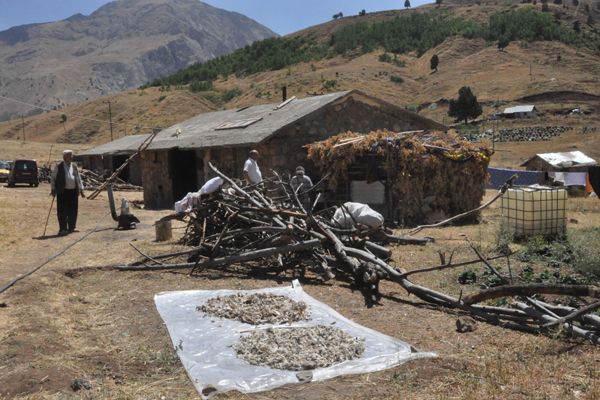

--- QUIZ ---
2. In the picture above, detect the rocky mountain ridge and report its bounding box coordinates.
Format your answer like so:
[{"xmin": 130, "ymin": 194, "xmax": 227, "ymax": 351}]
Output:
[{"xmin": 0, "ymin": 0, "xmax": 276, "ymax": 121}]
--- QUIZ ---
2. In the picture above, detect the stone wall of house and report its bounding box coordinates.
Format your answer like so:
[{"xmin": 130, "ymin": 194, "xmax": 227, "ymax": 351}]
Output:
[
  {"xmin": 206, "ymin": 147, "xmax": 250, "ymax": 181},
  {"xmin": 261, "ymin": 97, "xmax": 426, "ymax": 175},
  {"xmin": 141, "ymin": 150, "xmax": 173, "ymax": 209},
  {"xmin": 76, "ymin": 155, "xmax": 104, "ymax": 172}
]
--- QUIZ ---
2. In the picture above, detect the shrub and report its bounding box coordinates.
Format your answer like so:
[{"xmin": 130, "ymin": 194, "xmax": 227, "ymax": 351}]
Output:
[
  {"xmin": 569, "ymin": 228, "xmax": 600, "ymax": 277},
  {"xmin": 390, "ymin": 75, "xmax": 404, "ymax": 83},
  {"xmin": 221, "ymin": 88, "xmax": 242, "ymax": 102},
  {"xmin": 322, "ymin": 79, "xmax": 338, "ymax": 89},
  {"xmin": 494, "ymin": 221, "xmax": 513, "ymax": 255},
  {"xmin": 189, "ymin": 80, "xmax": 213, "ymax": 92},
  {"xmin": 378, "ymin": 53, "xmax": 393, "ymax": 63},
  {"xmin": 458, "ymin": 269, "xmax": 477, "ymax": 284}
]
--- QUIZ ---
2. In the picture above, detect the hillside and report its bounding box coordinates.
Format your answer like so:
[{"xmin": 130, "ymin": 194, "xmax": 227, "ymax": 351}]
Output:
[
  {"xmin": 1, "ymin": 0, "xmax": 600, "ymax": 164},
  {"xmin": 0, "ymin": 86, "xmax": 215, "ymax": 144},
  {"xmin": 0, "ymin": 0, "xmax": 276, "ymax": 121}
]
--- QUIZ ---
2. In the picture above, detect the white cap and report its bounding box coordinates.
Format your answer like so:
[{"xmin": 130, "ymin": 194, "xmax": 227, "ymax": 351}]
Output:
[{"xmin": 63, "ymin": 149, "xmax": 73, "ymax": 155}]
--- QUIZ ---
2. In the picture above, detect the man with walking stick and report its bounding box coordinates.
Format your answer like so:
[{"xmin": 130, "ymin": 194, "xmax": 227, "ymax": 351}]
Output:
[{"xmin": 50, "ymin": 150, "xmax": 85, "ymax": 236}]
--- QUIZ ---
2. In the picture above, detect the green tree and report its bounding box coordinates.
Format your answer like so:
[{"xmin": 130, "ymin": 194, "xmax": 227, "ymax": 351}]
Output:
[
  {"xmin": 405, "ymin": 0, "xmax": 411, "ymax": 8},
  {"xmin": 436, "ymin": 0, "xmax": 443, "ymax": 5},
  {"xmin": 573, "ymin": 20, "xmax": 581, "ymax": 32},
  {"xmin": 498, "ymin": 36, "xmax": 510, "ymax": 51},
  {"xmin": 448, "ymin": 86, "xmax": 482, "ymax": 123},
  {"xmin": 430, "ymin": 54, "xmax": 439, "ymax": 72}
]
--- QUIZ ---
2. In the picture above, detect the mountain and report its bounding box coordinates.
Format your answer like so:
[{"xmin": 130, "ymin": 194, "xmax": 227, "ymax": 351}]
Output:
[
  {"xmin": 0, "ymin": 0, "xmax": 276, "ymax": 121},
  {"xmin": 2, "ymin": 0, "xmax": 600, "ymax": 168}
]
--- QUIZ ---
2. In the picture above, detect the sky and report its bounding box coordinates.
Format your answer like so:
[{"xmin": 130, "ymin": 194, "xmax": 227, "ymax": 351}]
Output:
[{"xmin": 0, "ymin": 0, "xmax": 429, "ymax": 35}]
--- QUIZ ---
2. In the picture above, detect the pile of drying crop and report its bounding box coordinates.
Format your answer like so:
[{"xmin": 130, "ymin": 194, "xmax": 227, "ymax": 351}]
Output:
[
  {"xmin": 234, "ymin": 325, "xmax": 365, "ymax": 370},
  {"xmin": 197, "ymin": 293, "xmax": 309, "ymax": 324}
]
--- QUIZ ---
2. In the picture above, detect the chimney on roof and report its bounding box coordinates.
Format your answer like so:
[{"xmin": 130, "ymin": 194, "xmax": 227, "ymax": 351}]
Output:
[{"xmin": 282, "ymin": 86, "xmax": 287, "ymax": 102}]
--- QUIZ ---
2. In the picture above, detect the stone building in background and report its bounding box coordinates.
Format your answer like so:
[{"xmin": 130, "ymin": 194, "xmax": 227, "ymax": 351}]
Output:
[{"xmin": 140, "ymin": 90, "xmax": 446, "ymax": 209}]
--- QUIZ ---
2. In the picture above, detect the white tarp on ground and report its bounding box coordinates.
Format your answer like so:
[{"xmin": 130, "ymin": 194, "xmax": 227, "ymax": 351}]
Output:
[{"xmin": 154, "ymin": 281, "xmax": 435, "ymax": 399}]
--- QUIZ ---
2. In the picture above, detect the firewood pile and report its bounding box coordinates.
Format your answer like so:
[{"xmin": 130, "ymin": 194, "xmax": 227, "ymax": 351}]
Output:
[
  {"xmin": 306, "ymin": 130, "xmax": 491, "ymax": 226},
  {"xmin": 80, "ymin": 169, "xmax": 142, "ymax": 192},
  {"xmin": 118, "ymin": 163, "xmax": 600, "ymax": 345}
]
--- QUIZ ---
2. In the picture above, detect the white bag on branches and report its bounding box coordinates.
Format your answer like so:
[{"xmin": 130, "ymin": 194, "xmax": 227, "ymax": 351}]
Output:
[
  {"xmin": 332, "ymin": 202, "xmax": 384, "ymax": 229},
  {"xmin": 174, "ymin": 177, "xmax": 224, "ymax": 213}
]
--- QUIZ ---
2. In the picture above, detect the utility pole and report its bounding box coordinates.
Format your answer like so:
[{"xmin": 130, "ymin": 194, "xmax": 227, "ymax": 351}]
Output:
[
  {"xmin": 529, "ymin": 62, "xmax": 533, "ymax": 82},
  {"xmin": 21, "ymin": 115, "xmax": 25, "ymax": 142},
  {"xmin": 104, "ymin": 100, "xmax": 114, "ymax": 141}
]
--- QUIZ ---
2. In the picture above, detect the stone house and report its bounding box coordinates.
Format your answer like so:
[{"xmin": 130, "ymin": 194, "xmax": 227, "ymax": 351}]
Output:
[
  {"xmin": 75, "ymin": 134, "xmax": 149, "ymax": 186},
  {"xmin": 141, "ymin": 90, "xmax": 446, "ymax": 209},
  {"xmin": 502, "ymin": 105, "xmax": 539, "ymax": 119}
]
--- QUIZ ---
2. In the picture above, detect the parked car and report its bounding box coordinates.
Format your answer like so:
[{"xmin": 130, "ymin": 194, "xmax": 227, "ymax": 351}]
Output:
[
  {"xmin": 0, "ymin": 161, "xmax": 10, "ymax": 182},
  {"xmin": 8, "ymin": 159, "xmax": 38, "ymax": 187}
]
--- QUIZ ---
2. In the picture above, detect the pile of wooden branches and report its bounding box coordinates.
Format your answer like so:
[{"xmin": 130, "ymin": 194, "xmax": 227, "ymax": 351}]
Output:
[
  {"xmin": 119, "ymin": 164, "xmax": 600, "ymax": 345},
  {"xmin": 80, "ymin": 169, "xmax": 142, "ymax": 192}
]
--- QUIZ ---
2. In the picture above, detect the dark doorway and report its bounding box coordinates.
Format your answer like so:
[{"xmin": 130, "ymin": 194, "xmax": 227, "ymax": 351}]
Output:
[
  {"xmin": 169, "ymin": 150, "xmax": 197, "ymax": 202},
  {"xmin": 112, "ymin": 155, "xmax": 129, "ymax": 182}
]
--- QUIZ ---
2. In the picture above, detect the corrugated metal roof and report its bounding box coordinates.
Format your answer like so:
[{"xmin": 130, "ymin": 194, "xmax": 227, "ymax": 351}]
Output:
[
  {"xmin": 523, "ymin": 151, "xmax": 597, "ymax": 168},
  {"xmin": 78, "ymin": 134, "xmax": 151, "ymax": 156},
  {"xmin": 503, "ymin": 105, "xmax": 537, "ymax": 114},
  {"xmin": 147, "ymin": 91, "xmax": 352, "ymax": 151}
]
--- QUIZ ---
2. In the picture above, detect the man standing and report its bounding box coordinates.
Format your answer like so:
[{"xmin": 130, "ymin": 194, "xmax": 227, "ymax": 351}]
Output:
[
  {"xmin": 243, "ymin": 149, "xmax": 262, "ymax": 185},
  {"xmin": 51, "ymin": 150, "xmax": 85, "ymax": 236},
  {"xmin": 290, "ymin": 166, "xmax": 313, "ymax": 211}
]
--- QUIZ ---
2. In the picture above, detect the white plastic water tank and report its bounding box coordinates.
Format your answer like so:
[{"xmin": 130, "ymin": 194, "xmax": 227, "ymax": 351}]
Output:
[{"xmin": 501, "ymin": 186, "xmax": 567, "ymax": 237}]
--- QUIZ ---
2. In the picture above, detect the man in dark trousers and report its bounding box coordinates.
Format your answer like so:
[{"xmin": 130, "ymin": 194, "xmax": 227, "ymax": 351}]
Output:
[{"xmin": 50, "ymin": 150, "xmax": 85, "ymax": 236}]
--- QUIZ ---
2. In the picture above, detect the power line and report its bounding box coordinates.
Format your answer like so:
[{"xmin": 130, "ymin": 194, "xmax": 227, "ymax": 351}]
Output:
[{"xmin": 0, "ymin": 93, "xmax": 161, "ymax": 131}]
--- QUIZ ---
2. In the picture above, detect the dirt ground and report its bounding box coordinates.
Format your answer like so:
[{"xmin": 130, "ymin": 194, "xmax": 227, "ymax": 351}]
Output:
[{"xmin": 0, "ymin": 183, "xmax": 599, "ymax": 400}]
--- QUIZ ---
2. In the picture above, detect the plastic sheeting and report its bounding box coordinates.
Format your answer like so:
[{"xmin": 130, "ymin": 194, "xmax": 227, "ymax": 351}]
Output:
[
  {"xmin": 487, "ymin": 167, "xmax": 544, "ymax": 189},
  {"xmin": 332, "ymin": 202, "xmax": 384, "ymax": 229},
  {"xmin": 154, "ymin": 281, "xmax": 435, "ymax": 398}
]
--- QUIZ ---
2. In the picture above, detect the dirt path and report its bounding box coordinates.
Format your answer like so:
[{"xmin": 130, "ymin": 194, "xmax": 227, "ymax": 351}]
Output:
[{"xmin": 0, "ymin": 183, "xmax": 167, "ymax": 283}]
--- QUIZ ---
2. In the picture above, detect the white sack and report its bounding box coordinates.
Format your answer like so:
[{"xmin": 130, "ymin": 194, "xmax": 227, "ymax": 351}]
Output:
[
  {"xmin": 174, "ymin": 192, "xmax": 200, "ymax": 213},
  {"xmin": 174, "ymin": 177, "xmax": 224, "ymax": 213},
  {"xmin": 199, "ymin": 177, "xmax": 224, "ymax": 195},
  {"xmin": 332, "ymin": 202, "xmax": 384, "ymax": 229}
]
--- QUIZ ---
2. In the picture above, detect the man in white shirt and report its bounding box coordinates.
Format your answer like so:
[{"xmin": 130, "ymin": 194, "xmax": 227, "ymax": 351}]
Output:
[
  {"xmin": 51, "ymin": 150, "xmax": 85, "ymax": 236},
  {"xmin": 243, "ymin": 149, "xmax": 262, "ymax": 185}
]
